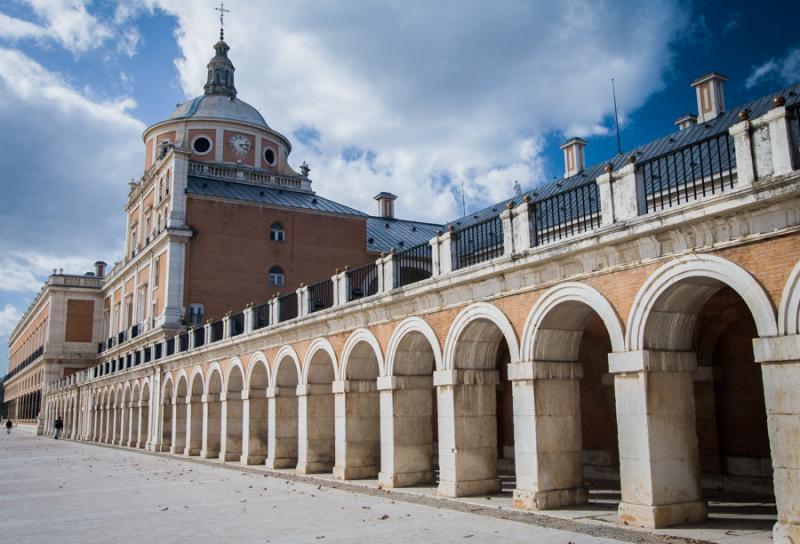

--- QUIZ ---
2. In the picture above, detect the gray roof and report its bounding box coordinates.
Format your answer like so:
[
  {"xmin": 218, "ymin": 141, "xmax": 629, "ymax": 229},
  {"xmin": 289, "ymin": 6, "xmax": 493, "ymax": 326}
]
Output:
[
  {"xmin": 169, "ymin": 94, "xmax": 270, "ymax": 129},
  {"xmin": 187, "ymin": 176, "xmax": 367, "ymax": 217},
  {"xmin": 366, "ymin": 217, "xmax": 443, "ymax": 253},
  {"xmin": 448, "ymin": 82, "xmax": 800, "ymax": 231}
]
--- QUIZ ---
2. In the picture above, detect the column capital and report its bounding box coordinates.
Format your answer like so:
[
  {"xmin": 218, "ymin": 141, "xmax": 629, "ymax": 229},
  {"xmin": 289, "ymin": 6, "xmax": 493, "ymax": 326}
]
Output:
[
  {"xmin": 376, "ymin": 375, "xmax": 433, "ymax": 391},
  {"xmin": 753, "ymin": 334, "xmax": 800, "ymax": 363},
  {"xmin": 608, "ymin": 350, "xmax": 696, "ymax": 374},
  {"xmin": 507, "ymin": 361, "xmax": 583, "ymax": 381},
  {"xmin": 432, "ymin": 368, "xmax": 499, "ymax": 387}
]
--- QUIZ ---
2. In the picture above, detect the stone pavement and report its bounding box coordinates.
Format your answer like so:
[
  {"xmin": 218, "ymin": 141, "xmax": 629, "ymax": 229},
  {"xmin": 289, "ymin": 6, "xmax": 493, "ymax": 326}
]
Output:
[{"xmin": 0, "ymin": 429, "xmax": 625, "ymax": 544}]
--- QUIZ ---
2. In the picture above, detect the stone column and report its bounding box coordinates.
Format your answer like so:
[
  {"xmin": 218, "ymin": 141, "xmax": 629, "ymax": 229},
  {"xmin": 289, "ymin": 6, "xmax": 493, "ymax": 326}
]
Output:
[
  {"xmin": 508, "ymin": 361, "xmax": 588, "ymax": 510},
  {"xmin": 170, "ymin": 396, "xmax": 187, "ymax": 454},
  {"xmin": 434, "ymin": 369, "xmax": 501, "ymax": 497},
  {"xmin": 377, "ymin": 375, "xmax": 435, "ymax": 488},
  {"xmin": 609, "ymin": 350, "xmax": 706, "ymax": 528},
  {"xmin": 200, "ymin": 393, "xmax": 221, "ymax": 459},
  {"xmin": 296, "ymin": 384, "xmax": 335, "ymax": 474},
  {"xmin": 240, "ymin": 390, "xmax": 268, "ymax": 465},
  {"xmin": 184, "ymin": 394, "xmax": 203, "ymax": 456},
  {"xmin": 219, "ymin": 391, "xmax": 243, "ymax": 462},
  {"xmin": 753, "ymin": 335, "xmax": 800, "ymax": 544},
  {"xmin": 265, "ymin": 387, "xmax": 298, "ymax": 469},
  {"xmin": 126, "ymin": 402, "xmax": 136, "ymax": 446},
  {"xmin": 333, "ymin": 380, "xmax": 381, "ymax": 480},
  {"xmin": 117, "ymin": 402, "xmax": 128, "ymax": 446}
]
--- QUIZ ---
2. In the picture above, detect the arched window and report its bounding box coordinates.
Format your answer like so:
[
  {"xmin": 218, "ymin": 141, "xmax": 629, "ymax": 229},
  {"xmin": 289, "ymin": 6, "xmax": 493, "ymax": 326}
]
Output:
[
  {"xmin": 269, "ymin": 222, "xmax": 285, "ymax": 242},
  {"xmin": 268, "ymin": 266, "xmax": 285, "ymax": 287}
]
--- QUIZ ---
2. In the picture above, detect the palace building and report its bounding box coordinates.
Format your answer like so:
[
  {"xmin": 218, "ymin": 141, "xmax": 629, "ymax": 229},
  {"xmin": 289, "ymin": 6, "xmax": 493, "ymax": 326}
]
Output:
[{"xmin": 7, "ymin": 30, "xmax": 800, "ymax": 543}]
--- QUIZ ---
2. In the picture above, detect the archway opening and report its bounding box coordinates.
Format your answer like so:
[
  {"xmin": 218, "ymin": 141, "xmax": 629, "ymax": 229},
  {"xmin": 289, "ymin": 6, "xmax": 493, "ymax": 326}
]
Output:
[
  {"xmin": 131, "ymin": 386, "xmax": 141, "ymax": 447},
  {"xmin": 382, "ymin": 330, "xmax": 437, "ymax": 488},
  {"xmin": 298, "ymin": 349, "xmax": 336, "ymax": 474},
  {"xmin": 186, "ymin": 373, "xmax": 204, "ymax": 456},
  {"xmin": 268, "ymin": 357, "xmax": 299, "ymax": 469},
  {"xmin": 113, "ymin": 389, "xmax": 123, "ymax": 444},
  {"xmin": 243, "ymin": 360, "xmax": 269, "ymax": 465},
  {"xmin": 161, "ymin": 379, "xmax": 173, "ymax": 452},
  {"xmin": 221, "ymin": 366, "xmax": 244, "ymax": 461},
  {"xmin": 336, "ymin": 340, "xmax": 381, "ymax": 480},
  {"xmin": 120, "ymin": 387, "xmax": 131, "ymax": 446},
  {"xmin": 173, "ymin": 377, "xmax": 188, "ymax": 454},
  {"xmin": 202, "ymin": 370, "xmax": 223, "ymax": 459},
  {"xmin": 139, "ymin": 383, "xmax": 150, "ymax": 449}
]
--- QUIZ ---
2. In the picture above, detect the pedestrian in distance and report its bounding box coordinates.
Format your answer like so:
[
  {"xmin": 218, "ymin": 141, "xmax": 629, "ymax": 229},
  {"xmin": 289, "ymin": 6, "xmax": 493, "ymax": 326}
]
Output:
[
  {"xmin": 54, "ymin": 416, "xmax": 63, "ymax": 439},
  {"xmin": 5, "ymin": 419, "xmax": 12, "ymax": 434}
]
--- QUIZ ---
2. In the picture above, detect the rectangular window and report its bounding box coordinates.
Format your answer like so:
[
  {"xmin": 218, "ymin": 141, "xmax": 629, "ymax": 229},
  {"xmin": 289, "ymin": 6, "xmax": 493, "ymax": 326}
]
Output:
[{"xmin": 188, "ymin": 303, "xmax": 204, "ymax": 327}]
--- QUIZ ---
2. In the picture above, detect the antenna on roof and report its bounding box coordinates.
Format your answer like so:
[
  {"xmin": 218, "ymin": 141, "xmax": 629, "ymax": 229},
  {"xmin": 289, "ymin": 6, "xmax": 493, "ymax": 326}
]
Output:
[{"xmin": 611, "ymin": 77, "xmax": 623, "ymax": 154}]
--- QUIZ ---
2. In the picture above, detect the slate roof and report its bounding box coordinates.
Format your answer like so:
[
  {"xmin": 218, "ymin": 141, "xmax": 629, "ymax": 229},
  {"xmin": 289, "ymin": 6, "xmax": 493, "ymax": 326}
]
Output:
[
  {"xmin": 447, "ymin": 82, "xmax": 800, "ymax": 231},
  {"xmin": 168, "ymin": 94, "xmax": 270, "ymax": 129},
  {"xmin": 366, "ymin": 217, "xmax": 443, "ymax": 254}
]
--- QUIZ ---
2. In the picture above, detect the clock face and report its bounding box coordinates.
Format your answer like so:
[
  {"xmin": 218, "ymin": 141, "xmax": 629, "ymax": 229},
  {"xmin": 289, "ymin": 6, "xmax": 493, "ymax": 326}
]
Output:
[{"xmin": 228, "ymin": 134, "xmax": 252, "ymax": 155}]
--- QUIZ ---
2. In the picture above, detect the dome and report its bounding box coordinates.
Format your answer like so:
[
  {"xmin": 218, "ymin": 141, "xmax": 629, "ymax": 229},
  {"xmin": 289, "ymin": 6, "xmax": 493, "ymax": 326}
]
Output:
[{"xmin": 168, "ymin": 94, "xmax": 270, "ymax": 129}]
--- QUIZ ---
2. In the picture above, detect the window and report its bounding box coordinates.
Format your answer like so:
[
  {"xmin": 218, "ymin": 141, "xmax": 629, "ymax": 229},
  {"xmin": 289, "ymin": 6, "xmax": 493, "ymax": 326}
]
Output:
[
  {"xmin": 264, "ymin": 148, "xmax": 276, "ymax": 165},
  {"xmin": 268, "ymin": 266, "xmax": 285, "ymax": 287},
  {"xmin": 188, "ymin": 303, "xmax": 204, "ymax": 327},
  {"xmin": 269, "ymin": 222, "xmax": 285, "ymax": 242},
  {"xmin": 192, "ymin": 136, "xmax": 212, "ymax": 155}
]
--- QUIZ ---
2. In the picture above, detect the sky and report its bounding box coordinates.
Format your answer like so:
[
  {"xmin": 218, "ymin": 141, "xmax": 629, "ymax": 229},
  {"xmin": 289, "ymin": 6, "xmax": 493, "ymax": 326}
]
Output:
[{"xmin": 1, "ymin": 0, "xmax": 799, "ymax": 374}]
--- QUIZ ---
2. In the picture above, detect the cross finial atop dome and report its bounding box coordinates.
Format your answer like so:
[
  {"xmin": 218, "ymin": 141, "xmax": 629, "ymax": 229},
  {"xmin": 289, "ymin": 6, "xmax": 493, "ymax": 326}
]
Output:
[
  {"xmin": 203, "ymin": 6, "xmax": 236, "ymax": 98},
  {"xmin": 215, "ymin": 1, "xmax": 230, "ymax": 41}
]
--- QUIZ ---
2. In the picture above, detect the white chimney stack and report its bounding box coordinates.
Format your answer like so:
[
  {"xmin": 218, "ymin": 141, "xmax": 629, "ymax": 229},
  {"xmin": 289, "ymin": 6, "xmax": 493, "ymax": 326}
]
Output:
[
  {"xmin": 560, "ymin": 137, "xmax": 587, "ymax": 178},
  {"xmin": 674, "ymin": 113, "xmax": 698, "ymax": 131},
  {"xmin": 691, "ymin": 72, "xmax": 727, "ymax": 123},
  {"xmin": 374, "ymin": 192, "xmax": 397, "ymax": 219}
]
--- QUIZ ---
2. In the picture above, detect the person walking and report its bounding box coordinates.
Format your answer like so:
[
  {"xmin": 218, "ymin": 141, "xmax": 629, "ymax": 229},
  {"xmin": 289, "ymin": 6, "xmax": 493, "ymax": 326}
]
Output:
[
  {"xmin": 5, "ymin": 419, "xmax": 12, "ymax": 434},
  {"xmin": 54, "ymin": 416, "xmax": 63, "ymax": 439}
]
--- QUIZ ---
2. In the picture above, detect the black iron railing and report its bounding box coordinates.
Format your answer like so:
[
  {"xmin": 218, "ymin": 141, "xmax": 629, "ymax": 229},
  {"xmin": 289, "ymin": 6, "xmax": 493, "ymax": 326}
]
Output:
[
  {"xmin": 230, "ymin": 312, "xmax": 244, "ymax": 336},
  {"xmin": 193, "ymin": 327, "xmax": 205, "ymax": 348},
  {"xmin": 640, "ymin": 132, "xmax": 736, "ymax": 214},
  {"xmin": 308, "ymin": 279, "xmax": 334, "ymax": 313},
  {"xmin": 254, "ymin": 302, "xmax": 270, "ymax": 330},
  {"xmin": 131, "ymin": 324, "xmax": 139, "ymax": 339},
  {"xmin": 134, "ymin": 351, "xmax": 141, "ymax": 366},
  {"xmin": 278, "ymin": 293, "xmax": 298, "ymax": 322},
  {"xmin": 394, "ymin": 242, "xmax": 433, "ymax": 288},
  {"xmin": 531, "ymin": 181, "xmax": 601, "ymax": 247},
  {"xmin": 106, "ymin": 337, "xmax": 114, "ymax": 350},
  {"xmin": 347, "ymin": 262, "xmax": 379, "ymax": 301},
  {"xmin": 144, "ymin": 347, "xmax": 151, "ymax": 363},
  {"xmin": 210, "ymin": 320, "xmax": 224, "ymax": 342},
  {"xmin": 155, "ymin": 343, "xmax": 163, "ymax": 360},
  {"xmin": 451, "ymin": 215, "xmax": 504, "ymax": 270},
  {"xmin": 178, "ymin": 332, "xmax": 189, "ymax": 352},
  {"xmin": 2, "ymin": 346, "xmax": 44, "ymax": 381},
  {"xmin": 97, "ymin": 342, "xmax": 104, "ymax": 354},
  {"xmin": 166, "ymin": 337, "xmax": 175, "ymax": 356},
  {"xmin": 117, "ymin": 330, "xmax": 126, "ymax": 345}
]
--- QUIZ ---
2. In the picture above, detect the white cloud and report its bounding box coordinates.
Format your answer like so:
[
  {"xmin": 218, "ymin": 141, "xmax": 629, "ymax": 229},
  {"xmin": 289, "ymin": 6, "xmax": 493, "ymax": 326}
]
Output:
[
  {"xmin": 746, "ymin": 46, "xmax": 800, "ymax": 89},
  {"xmin": 0, "ymin": 11, "xmax": 44, "ymax": 40},
  {"xmin": 0, "ymin": 304, "xmax": 23, "ymax": 339},
  {"xmin": 149, "ymin": 0, "xmax": 688, "ymax": 221}
]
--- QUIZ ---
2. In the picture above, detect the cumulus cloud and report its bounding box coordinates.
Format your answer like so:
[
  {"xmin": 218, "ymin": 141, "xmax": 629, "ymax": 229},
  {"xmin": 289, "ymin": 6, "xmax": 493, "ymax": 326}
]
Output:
[
  {"xmin": 746, "ymin": 46, "xmax": 800, "ymax": 89},
  {"xmin": 149, "ymin": 0, "xmax": 688, "ymax": 221}
]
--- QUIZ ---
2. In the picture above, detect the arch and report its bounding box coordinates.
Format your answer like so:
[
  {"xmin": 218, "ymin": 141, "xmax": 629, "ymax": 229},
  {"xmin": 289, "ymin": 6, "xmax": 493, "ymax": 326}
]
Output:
[
  {"xmin": 340, "ymin": 328, "xmax": 385, "ymax": 379},
  {"xmin": 189, "ymin": 366, "xmax": 205, "ymax": 396},
  {"xmin": 443, "ymin": 302, "xmax": 520, "ymax": 370},
  {"xmin": 626, "ymin": 254, "xmax": 778, "ymax": 351},
  {"xmin": 272, "ymin": 346, "xmax": 302, "ymax": 386},
  {"xmin": 302, "ymin": 338, "xmax": 339, "ymax": 384},
  {"xmin": 161, "ymin": 373, "xmax": 175, "ymax": 398},
  {"xmin": 206, "ymin": 363, "xmax": 224, "ymax": 395},
  {"xmin": 778, "ymin": 258, "xmax": 800, "ymax": 335},
  {"xmin": 385, "ymin": 317, "xmax": 442, "ymax": 376},
  {"xmin": 224, "ymin": 357, "xmax": 246, "ymax": 392},
  {"xmin": 246, "ymin": 352, "xmax": 271, "ymax": 392},
  {"xmin": 175, "ymin": 370, "xmax": 189, "ymax": 398},
  {"xmin": 520, "ymin": 282, "xmax": 625, "ymax": 362}
]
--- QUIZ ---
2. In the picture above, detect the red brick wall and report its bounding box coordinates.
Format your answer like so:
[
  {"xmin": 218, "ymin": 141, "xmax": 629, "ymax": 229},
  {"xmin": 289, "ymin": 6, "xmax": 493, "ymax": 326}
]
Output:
[{"xmin": 65, "ymin": 299, "xmax": 94, "ymax": 343}]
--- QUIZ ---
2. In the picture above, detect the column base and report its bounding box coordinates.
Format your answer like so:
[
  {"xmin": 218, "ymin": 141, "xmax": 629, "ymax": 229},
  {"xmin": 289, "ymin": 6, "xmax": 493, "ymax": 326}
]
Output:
[
  {"xmin": 240, "ymin": 454, "xmax": 267, "ymax": 465},
  {"xmin": 266, "ymin": 457, "xmax": 297, "ymax": 469},
  {"xmin": 297, "ymin": 461, "xmax": 334, "ymax": 474},
  {"xmin": 125, "ymin": 440, "xmax": 135, "ymax": 448},
  {"xmin": 437, "ymin": 478, "xmax": 501, "ymax": 497},
  {"xmin": 219, "ymin": 451, "xmax": 241, "ymax": 462},
  {"xmin": 513, "ymin": 486, "xmax": 588, "ymax": 510},
  {"xmin": 333, "ymin": 465, "xmax": 379, "ymax": 480},
  {"xmin": 169, "ymin": 445, "xmax": 185, "ymax": 454},
  {"xmin": 773, "ymin": 521, "xmax": 800, "ymax": 544},
  {"xmin": 200, "ymin": 449, "xmax": 220, "ymax": 459},
  {"xmin": 184, "ymin": 447, "xmax": 201, "ymax": 456},
  {"xmin": 378, "ymin": 470, "xmax": 435, "ymax": 488},
  {"xmin": 159, "ymin": 444, "xmax": 172, "ymax": 453},
  {"xmin": 618, "ymin": 500, "xmax": 707, "ymax": 528}
]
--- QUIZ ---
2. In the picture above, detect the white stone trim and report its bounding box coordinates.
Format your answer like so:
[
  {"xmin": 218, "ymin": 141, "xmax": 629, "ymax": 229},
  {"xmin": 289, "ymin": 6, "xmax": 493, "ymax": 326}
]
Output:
[
  {"xmin": 245, "ymin": 351, "xmax": 271, "ymax": 391},
  {"xmin": 339, "ymin": 328, "xmax": 385, "ymax": 379},
  {"xmin": 442, "ymin": 301, "xmax": 520, "ymax": 370},
  {"xmin": 271, "ymin": 345, "xmax": 302, "ymax": 385},
  {"xmin": 519, "ymin": 282, "xmax": 625, "ymax": 363},
  {"xmin": 384, "ymin": 316, "xmax": 443, "ymax": 375},
  {"xmin": 205, "ymin": 362, "xmax": 223, "ymax": 395},
  {"xmin": 301, "ymin": 338, "xmax": 339, "ymax": 384},
  {"xmin": 223, "ymin": 356, "xmax": 245, "ymax": 392},
  {"xmin": 626, "ymin": 254, "xmax": 778, "ymax": 351},
  {"xmin": 778, "ymin": 259, "xmax": 800, "ymax": 336}
]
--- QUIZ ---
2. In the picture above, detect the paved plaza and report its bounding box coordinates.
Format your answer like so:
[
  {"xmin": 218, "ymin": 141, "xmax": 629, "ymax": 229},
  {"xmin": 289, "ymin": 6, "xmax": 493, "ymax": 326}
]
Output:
[{"xmin": 0, "ymin": 428, "xmax": 631, "ymax": 544}]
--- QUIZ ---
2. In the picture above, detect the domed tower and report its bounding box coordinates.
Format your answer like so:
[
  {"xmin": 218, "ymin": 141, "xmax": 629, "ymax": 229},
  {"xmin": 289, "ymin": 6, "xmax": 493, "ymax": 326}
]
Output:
[{"xmin": 141, "ymin": 35, "xmax": 303, "ymax": 183}]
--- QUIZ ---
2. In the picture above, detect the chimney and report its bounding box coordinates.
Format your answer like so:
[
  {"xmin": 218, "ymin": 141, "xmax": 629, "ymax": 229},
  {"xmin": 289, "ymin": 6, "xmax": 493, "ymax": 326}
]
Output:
[
  {"xmin": 691, "ymin": 72, "xmax": 727, "ymax": 123},
  {"xmin": 374, "ymin": 192, "xmax": 397, "ymax": 219},
  {"xmin": 560, "ymin": 137, "xmax": 587, "ymax": 178},
  {"xmin": 674, "ymin": 113, "xmax": 698, "ymax": 131},
  {"xmin": 94, "ymin": 261, "xmax": 107, "ymax": 278}
]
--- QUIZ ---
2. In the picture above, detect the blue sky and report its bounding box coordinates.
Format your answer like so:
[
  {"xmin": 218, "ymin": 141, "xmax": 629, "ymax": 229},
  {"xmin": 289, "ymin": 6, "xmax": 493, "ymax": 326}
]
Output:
[{"xmin": 1, "ymin": 0, "xmax": 799, "ymax": 374}]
